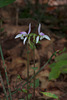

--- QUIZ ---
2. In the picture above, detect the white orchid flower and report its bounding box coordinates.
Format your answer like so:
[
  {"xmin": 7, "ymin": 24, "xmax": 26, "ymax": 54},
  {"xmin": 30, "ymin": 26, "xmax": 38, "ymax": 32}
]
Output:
[
  {"xmin": 15, "ymin": 23, "xmax": 31, "ymax": 45},
  {"xmin": 36, "ymin": 24, "xmax": 50, "ymax": 44}
]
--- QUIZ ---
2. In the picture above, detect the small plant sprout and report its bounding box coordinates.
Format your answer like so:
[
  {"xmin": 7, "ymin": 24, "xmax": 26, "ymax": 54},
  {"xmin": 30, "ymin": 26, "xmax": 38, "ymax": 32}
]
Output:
[
  {"xmin": 36, "ymin": 23, "xmax": 50, "ymax": 43},
  {"xmin": 15, "ymin": 23, "xmax": 31, "ymax": 44}
]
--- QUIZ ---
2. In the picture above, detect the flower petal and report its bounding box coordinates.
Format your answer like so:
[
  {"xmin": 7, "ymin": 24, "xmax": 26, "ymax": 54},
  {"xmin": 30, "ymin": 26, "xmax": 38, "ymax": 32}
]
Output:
[
  {"xmin": 28, "ymin": 23, "xmax": 31, "ymax": 34},
  {"xmin": 15, "ymin": 34, "xmax": 22, "ymax": 39},
  {"xmin": 39, "ymin": 32, "xmax": 44, "ymax": 36},
  {"xmin": 38, "ymin": 23, "xmax": 41, "ymax": 34},
  {"xmin": 23, "ymin": 37, "xmax": 27, "ymax": 45},
  {"xmin": 20, "ymin": 36, "xmax": 24, "ymax": 40},
  {"xmin": 36, "ymin": 36, "xmax": 39, "ymax": 44},
  {"xmin": 40, "ymin": 35, "xmax": 50, "ymax": 40},
  {"xmin": 20, "ymin": 31, "xmax": 27, "ymax": 36}
]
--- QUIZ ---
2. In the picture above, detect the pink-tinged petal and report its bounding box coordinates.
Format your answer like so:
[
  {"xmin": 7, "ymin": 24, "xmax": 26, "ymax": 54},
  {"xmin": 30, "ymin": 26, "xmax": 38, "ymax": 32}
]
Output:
[
  {"xmin": 20, "ymin": 31, "xmax": 27, "ymax": 36},
  {"xmin": 15, "ymin": 34, "xmax": 22, "ymax": 39},
  {"xmin": 38, "ymin": 23, "xmax": 41, "ymax": 34},
  {"xmin": 39, "ymin": 32, "xmax": 44, "ymax": 36},
  {"xmin": 28, "ymin": 23, "xmax": 31, "ymax": 34},
  {"xmin": 36, "ymin": 36, "xmax": 39, "ymax": 44},
  {"xmin": 40, "ymin": 35, "xmax": 50, "ymax": 40},
  {"xmin": 23, "ymin": 37, "xmax": 27, "ymax": 45}
]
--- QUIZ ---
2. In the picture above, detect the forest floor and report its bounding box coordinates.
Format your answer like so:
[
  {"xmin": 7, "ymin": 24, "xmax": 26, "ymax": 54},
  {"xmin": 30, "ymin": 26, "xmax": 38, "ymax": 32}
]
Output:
[{"xmin": 0, "ymin": 3, "xmax": 67, "ymax": 100}]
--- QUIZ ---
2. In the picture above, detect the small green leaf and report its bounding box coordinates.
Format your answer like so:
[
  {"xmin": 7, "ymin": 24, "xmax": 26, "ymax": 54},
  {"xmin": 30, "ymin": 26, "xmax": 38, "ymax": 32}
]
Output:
[
  {"xmin": 41, "ymin": 92, "xmax": 58, "ymax": 99},
  {"xmin": 17, "ymin": 75, "xmax": 22, "ymax": 80},
  {"xmin": 59, "ymin": 50, "xmax": 62, "ymax": 53},
  {"xmin": 32, "ymin": 67, "xmax": 38, "ymax": 71},
  {"xmin": 22, "ymin": 89, "xmax": 27, "ymax": 93}
]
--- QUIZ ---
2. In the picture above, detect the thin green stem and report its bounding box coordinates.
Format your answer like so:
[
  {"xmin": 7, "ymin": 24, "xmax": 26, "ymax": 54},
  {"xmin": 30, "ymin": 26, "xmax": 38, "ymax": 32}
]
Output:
[
  {"xmin": 27, "ymin": 43, "xmax": 29, "ymax": 100},
  {"xmin": 0, "ymin": 72, "xmax": 8, "ymax": 100},
  {"xmin": 8, "ymin": 51, "xmax": 57, "ymax": 96},
  {"xmin": 33, "ymin": 45, "xmax": 35, "ymax": 100},
  {"xmin": 0, "ymin": 45, "xmax": 12, "ymax": 100},
  {"xmin": 22, "ymin": 51, "xmax": 57, "ymax": 88}
]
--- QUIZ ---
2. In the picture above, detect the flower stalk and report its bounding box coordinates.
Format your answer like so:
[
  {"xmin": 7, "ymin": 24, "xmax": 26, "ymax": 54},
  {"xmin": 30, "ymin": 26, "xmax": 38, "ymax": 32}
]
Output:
[
  {"xmin": 27, "ymin": 43, "xmax": 29, "ymax": 100},
  {"xmin": 33, "ymin": 44, "xmax": 35, "ymax": 100},
  {"xmin": 15, "ymin": 23, "xmax": 51, "ymax": 99}
]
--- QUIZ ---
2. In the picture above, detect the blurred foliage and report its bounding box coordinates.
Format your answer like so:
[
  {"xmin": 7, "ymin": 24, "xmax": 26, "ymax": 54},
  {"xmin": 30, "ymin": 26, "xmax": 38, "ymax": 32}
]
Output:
[
  {"xmin": 41, "ymin": 92, "xmax": 59, "ymax": 100},
  {"xmin": 49, "ymin": 52, "xmax": 67, "ymax": 80},
  {"xmin": 0, "ymin": 0, "xmax": 16, "ymax": 8},
  {"xmin": 19, "ymin": 4, "xmax": 67, "ymax": 37}
]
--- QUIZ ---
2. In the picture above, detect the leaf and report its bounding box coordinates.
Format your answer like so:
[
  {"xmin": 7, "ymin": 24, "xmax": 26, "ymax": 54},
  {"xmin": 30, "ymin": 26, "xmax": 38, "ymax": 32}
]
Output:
[
  {"xmin": 49, "ymin": 63, "xmax": 56, "ymax": 68},
  {"xmin": 32, "ymin": 67, "xmax": 38, "ymax": 71},
  {"xmin": 22, "ymin": 89, "xmax": 27, "ymax": 93},
  {"xmin": 0, "ymin": 0, "xmax": 16, "ymax": 8},
  {"xmin": 49, "ymin": 67, "xmax": 60, "ymax": 80},
  {"xmin": 17, "ymin": 74, "xmax": 22, "ymax": 80},
  {"xmin": 41, "ymin": 92, "xmax": 58, "ymax": 99},
  {"xmin": 55, "ymin": 53, "xmax": 67, "ymax": 62},
  {"xmin": 61, "ymin": 66, "xmax": 67, "ymax": 73},
  {"xmin": 49, "ymin": 60, "xmax": 67, "ymax": 80}
]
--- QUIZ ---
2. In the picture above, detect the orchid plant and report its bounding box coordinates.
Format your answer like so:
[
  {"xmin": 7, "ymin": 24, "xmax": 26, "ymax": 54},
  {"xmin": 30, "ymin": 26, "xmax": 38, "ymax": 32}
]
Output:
[
  {"xmin": 15, "ymin": 23, "xmax": 50, "ymax": 100},
  {"xmin": 15, "ymin": 23, "xmax": 50, "ymax": 45}
]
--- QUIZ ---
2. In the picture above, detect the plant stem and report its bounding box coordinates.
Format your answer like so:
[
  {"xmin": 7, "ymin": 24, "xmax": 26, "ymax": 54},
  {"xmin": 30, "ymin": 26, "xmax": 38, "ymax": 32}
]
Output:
[
  {"xmin": 27, "ymin": 43, "xmax": 29, "ymax": 100},
  {"xmin": 22, "ymin": 51, "xmax": 57, "ymax": 87},
  {"xmin": 33, "ymin": 45, "xmax": 35, "ymax": 100},
  {"xmin": 0, "ymin": 45, "xmax": 12, "ymax": 100},
  {"xmin": 0, "ymin": 72, "xmax": 8, "ymax": 100},
  {"xmin": 8, "ymin": 51, "xmax": 57, "ymax": 96}
]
